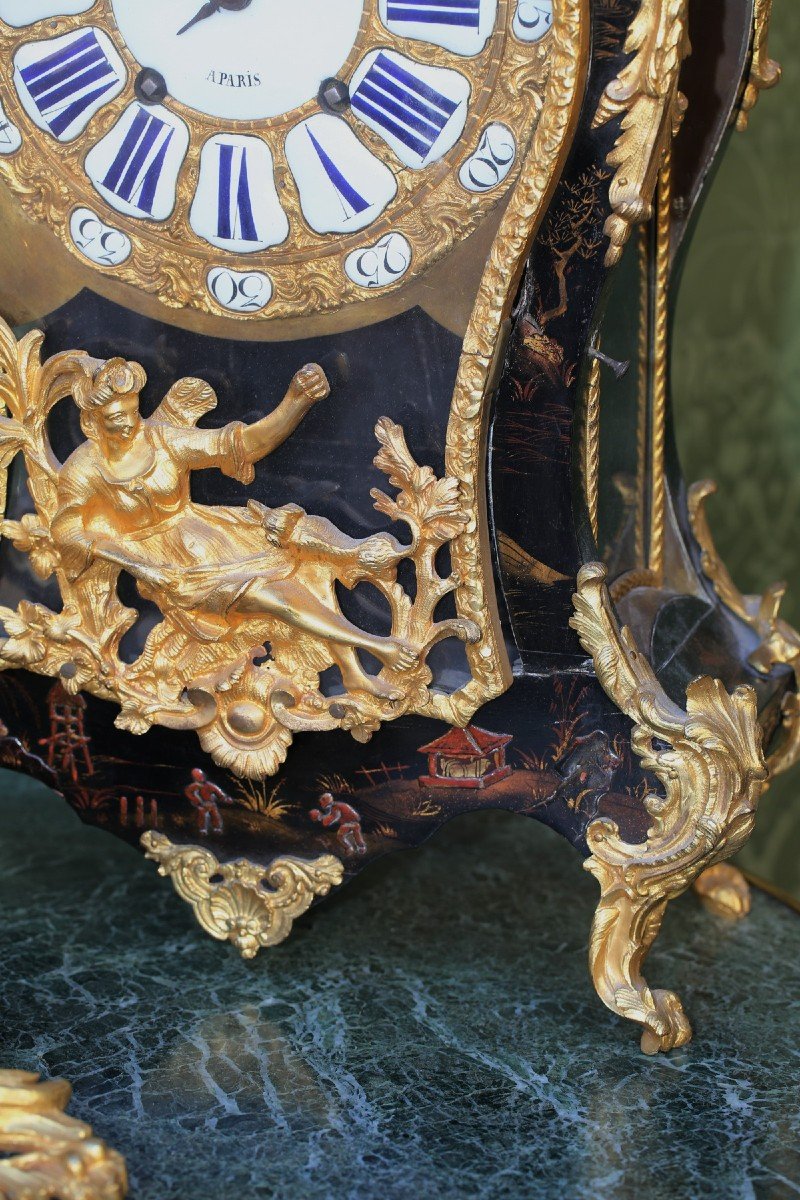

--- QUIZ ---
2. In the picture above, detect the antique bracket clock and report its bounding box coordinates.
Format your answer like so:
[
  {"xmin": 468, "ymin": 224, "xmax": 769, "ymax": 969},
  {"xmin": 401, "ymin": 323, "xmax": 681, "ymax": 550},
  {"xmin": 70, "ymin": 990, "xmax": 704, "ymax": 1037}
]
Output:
[{"xmin": 0, "ymin": 0, "xmax": 794, "ymax": 1120}]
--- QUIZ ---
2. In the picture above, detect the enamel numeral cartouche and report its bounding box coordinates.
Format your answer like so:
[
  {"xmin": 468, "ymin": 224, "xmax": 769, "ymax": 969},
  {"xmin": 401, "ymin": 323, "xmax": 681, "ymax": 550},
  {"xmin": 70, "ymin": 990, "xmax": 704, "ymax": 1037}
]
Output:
[{"xmin": 0, "ymin": 0, "xmax": 553, "ymax": 319}]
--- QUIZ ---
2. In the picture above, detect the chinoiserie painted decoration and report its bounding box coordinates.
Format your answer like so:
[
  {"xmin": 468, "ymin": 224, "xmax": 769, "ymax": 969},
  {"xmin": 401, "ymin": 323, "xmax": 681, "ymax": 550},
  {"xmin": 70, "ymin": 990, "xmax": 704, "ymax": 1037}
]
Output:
[{"xmin": 0, "ymin": 0, "xmax": 795, "ymax": 1095}]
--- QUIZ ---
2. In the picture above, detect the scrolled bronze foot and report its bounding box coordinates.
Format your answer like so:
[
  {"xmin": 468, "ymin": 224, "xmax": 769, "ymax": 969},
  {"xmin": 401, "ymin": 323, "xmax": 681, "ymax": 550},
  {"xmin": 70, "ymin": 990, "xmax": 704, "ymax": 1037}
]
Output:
[
  {"xmin": 694, "ymin": 863, "xmax": 752, "ymax": 919},
  {"xmin": 573, "ymin": 565, "xmax": 768, "ymax": 1052}
]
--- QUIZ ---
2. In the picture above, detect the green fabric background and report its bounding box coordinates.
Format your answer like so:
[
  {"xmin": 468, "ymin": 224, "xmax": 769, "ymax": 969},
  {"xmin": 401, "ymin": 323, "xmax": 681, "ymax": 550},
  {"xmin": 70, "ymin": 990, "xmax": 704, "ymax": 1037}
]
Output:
[{"xmin": 673, "ymin": 3, "xmax": 800, "ymax": 897}]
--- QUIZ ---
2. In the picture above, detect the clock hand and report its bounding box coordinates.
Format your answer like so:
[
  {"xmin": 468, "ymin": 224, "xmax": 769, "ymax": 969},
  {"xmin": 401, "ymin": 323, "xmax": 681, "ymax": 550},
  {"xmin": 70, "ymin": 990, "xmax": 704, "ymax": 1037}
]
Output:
[
  {"xmin": 177, "ymin": 2, "xmax": 220, "ymax": 36},
  {"xmin": 176, "ymin": 0, "xmax": 252, "ymax": 37}
]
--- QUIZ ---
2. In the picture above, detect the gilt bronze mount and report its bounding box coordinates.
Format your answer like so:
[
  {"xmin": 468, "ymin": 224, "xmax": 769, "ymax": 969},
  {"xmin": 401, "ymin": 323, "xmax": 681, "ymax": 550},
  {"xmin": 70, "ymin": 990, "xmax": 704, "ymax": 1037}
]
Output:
[{"xmin": 0, "ymin": 0, "xmax": 793, "ymax": 1069}]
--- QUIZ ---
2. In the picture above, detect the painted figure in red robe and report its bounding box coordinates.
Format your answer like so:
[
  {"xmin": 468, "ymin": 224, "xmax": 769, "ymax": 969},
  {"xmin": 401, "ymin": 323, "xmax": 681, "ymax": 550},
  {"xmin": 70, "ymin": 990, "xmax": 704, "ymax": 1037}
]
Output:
[
  {"xmin": 184, "ymin": 768, "xmax": 233, "ymax": 835},
  {"xmin": 310, "ymin": 792, "xmax": 367, "ymax": 855}
]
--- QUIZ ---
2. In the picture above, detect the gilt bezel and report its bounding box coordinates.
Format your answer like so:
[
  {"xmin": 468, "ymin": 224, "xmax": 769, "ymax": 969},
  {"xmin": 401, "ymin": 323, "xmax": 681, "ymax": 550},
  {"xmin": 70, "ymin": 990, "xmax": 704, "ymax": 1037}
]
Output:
[{"xmin": 0, "ymin": 0, "xmax": 554, "ymax": 320}]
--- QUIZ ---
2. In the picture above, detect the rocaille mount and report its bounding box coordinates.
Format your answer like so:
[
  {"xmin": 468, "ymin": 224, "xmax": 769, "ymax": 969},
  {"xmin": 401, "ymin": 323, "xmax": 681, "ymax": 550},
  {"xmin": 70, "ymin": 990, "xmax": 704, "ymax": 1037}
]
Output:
[{"xmin": 0, "ymin": 1, "xmax": 793, "ymax": 1111}]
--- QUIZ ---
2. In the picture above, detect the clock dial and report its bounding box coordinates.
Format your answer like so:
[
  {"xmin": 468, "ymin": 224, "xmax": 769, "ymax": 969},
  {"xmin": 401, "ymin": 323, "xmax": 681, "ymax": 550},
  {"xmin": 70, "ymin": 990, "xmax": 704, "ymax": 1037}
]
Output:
[
  {"xmin": 0, "ymin": 0, "xmax": 556, "ymax": 321},
  {"xmin": 377, "ymin": 0, "xmax": 498, "ymax": 57},
  {"xmin": 459, "ymin": 122, "xmax": 516, "ymax": 191},
  {"xmin": 348, "ymin": 50, "xmax": 470, "ymax": 169},
  {"xmin": 111, "ymin": 0, "xmax": 365, "ymax": 121},
  {"xmin": 513, "ymin": 0, "xmax": 552, "ymax": 41},
  {"xmin": 70, "ymin": 204, "xmax": 131, "ymax": 263},
  {"xmin": 0, "ymin": 1, "xmax": 94, "ymax": 27},
  {"xmin": 13, "ymin": 27, "xmax": 126, "ymax": 141},
  {"xmin": 84, "ymin": 101, "xmax": 189, "ymax": 220},
  {"xmin": 285, "ymin": 113, "xmax": 397, "ymax": 235},
  {"xmin": 191, "ymin": 133, "xmax": 289, "ymax": 251},
  {"xmin": 0, "ymin": 97, "xmax": 20, "ymax": 152},
  {"xmin": 344, "ymin": 230, "xmax": 412, "ymax": 288}
]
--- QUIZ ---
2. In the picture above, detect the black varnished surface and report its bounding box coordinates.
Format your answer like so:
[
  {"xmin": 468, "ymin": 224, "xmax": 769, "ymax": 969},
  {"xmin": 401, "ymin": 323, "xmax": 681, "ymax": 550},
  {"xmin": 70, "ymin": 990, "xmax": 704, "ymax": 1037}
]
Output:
[
  {"xmin": 0, "ymin": 0, "xmax": 790, "ymax": 895},
  {"xmin": 7, "ymin": 291, "xmax": 461, "ymax": 583},
  {"xmin": 487, "ymin": 0, "xmax": 641, "ymax": 668},
  {"xmin": 0, "ymin": 666, "xmax": 651, "ymax": 865}
]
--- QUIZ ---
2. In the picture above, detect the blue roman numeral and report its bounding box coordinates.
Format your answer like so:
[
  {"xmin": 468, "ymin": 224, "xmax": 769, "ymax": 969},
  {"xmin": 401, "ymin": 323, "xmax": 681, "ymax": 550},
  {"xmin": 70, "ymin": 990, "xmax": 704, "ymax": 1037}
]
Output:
[
  {"xmin": 19, "ymin": 30, "xmax": 118, "ymax": 139},
  {"xmin": 101, "ymin": 105, "xmax": 174, "ymax": 215},
  {"xmin": 351, "ymin": 54, "xmax": 458, "ymax": 161},
  {"xmin": 216, "ymin": 143, "xmax": 258, "ymax": 242},
  {"xmin": 305, "ymin": 126, "xmax": 369, "ymax": 219},
  {"xmin": 386, "ymin": 0, "xmax": 480, "ymax": 28}
]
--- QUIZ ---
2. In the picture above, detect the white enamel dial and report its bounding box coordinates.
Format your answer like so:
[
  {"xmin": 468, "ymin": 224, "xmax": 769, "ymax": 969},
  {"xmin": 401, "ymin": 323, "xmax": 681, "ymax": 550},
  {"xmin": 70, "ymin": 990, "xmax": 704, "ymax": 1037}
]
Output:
[
  {"xmin": 85, "ymin": 101, "xmax": 190, "ymax": 220},
  {"xmin": 285, "ymin": 113, "xmax": 396, "ymax": 235},
  {"xmin": 191, "ymin": 133, "xmax": 289, "ymax": 250},
  {"xmin": 0, "ymin": 0, "xmax": 94, "ymax": 27},
  {"xmin": 0, "ymin": 0, "xmax": 554, "ymax": 321},
  {"xmin": 378, "ymin": 0, "xmax": 497, "ymax": 57},
  {"xmin": 13, "ymin": 28, "xmax": 126, "ymax": 142},
  {"xmin": 349, "ymin": 49, "xmax": 470, "ymax": 170},
  {"xmin": 110, "ymin": 0, "xmax": 365, "ymax": 121},
  {"xmin": 0, "ymin": 97, "xmax": 20, "ymax": 153}
]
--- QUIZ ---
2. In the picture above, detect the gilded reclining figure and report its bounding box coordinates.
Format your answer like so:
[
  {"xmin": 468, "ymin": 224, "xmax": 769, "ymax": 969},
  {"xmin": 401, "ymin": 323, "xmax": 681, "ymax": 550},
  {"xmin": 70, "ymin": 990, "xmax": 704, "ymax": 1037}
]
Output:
[
  {"xmin": 0, "ymin": 320, "xmax": 477, "ymax": 774},
  {"xmin": 51, "ymin": 356, "xmax": 417, "ymax": 700}
]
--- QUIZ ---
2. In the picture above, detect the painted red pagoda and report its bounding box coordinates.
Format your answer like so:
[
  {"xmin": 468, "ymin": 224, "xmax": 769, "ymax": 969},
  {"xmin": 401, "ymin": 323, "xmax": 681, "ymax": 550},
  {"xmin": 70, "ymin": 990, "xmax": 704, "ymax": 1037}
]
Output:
[{"xmin": 418, "ymin": 725, "xmax": 513, "ymax": 790}]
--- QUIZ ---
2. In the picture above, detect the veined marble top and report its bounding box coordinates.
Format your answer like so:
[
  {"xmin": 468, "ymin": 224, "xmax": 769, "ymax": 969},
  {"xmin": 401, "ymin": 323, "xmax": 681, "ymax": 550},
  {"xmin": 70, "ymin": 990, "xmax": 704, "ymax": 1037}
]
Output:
[{"xmin": 0, "ymin": 768, "xmax": 798, "ymax": 1200}]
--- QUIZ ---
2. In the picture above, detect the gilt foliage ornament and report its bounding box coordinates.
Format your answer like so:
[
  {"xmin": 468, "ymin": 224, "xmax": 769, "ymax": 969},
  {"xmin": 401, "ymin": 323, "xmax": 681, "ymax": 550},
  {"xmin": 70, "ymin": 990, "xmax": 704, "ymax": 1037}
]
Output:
[
  {"xmin": 0, "ymin": 1069, "xmax": 127, "ymax": 1200},
  {"xmin": 0, "ymin": 317, "xmax": 484, "ymax": 778},
  {"xmin": 570, "ymin": 564, "xmax": 768, "ymax": 1053},
  {"xmin": 736, "ymin": 0, "xmax": 781, "ymax": 132},
  {"xmin": 688, "ymin": 480, "xmax": 800, "ymax": 777},
  {"xmin": 593, "ymin": 0, "xmax": 690, "ymax": 266},
  {"xmin": 142, "ymin": 832, "xmax": 344, "ymax": 957},
  {"xmin": 692, "ymin": 862, "xmax": 752, "ymax": 920}
]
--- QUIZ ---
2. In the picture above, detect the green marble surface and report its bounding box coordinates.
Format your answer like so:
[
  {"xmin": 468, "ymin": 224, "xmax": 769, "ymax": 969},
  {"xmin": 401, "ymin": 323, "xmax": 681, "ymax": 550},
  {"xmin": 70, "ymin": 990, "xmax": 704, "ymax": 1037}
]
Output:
[{"xmin": 1, "ymin": 767, "xmax": 798, "ymax": 1200}]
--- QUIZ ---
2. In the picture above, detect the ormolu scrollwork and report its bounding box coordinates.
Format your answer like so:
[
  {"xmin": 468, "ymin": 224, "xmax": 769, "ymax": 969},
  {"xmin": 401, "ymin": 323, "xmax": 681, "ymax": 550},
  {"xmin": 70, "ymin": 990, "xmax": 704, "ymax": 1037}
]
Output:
[
  {"xmin": 688, "ymin": 479, "xmax": 800, "ymax": 777},
  {"xmin": 0, "ymin": 1069, "xmax": 127, "ymax": 1199},
  {"xmin": 570, "ymin": 563, "xmax": 768, "ymax": 1053},
  {"xmin": 692, "ymin": 862, "xmax": 752, "ymax": 920},
  {"xmin": 142, "ymin": 832, "xmax": 343, "ymax": 957},
  {"xmin": 0, "ymin": 317, "xmax": 482, "ymax": 777},
  {"xmin": 593, "ymin": 0, "xmax": 690, "ymax": 266},
  {"xmin": 736, "ymin": 0, "xmax": 781, "ymax": 133}
]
